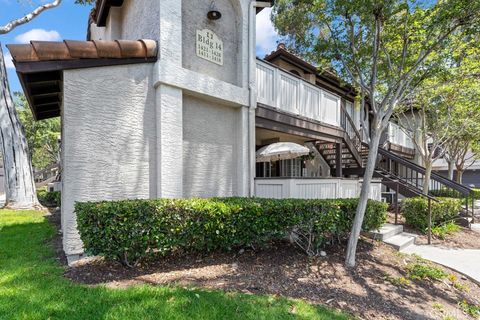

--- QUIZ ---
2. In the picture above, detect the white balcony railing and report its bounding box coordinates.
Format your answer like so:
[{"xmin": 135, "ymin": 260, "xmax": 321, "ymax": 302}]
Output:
[
  {"xmin": 388, "ymin": 122, "xmax": 415, "ymax": 149},
  {"xmin": 256, "ymin": 60, "xmax": 341, "ymax": 127}
]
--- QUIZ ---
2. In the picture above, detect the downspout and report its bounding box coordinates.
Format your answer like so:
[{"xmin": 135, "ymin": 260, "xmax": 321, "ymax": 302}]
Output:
[{"xmin": 248, "ymin": 1, "xmax": 271, "ymax": 196}]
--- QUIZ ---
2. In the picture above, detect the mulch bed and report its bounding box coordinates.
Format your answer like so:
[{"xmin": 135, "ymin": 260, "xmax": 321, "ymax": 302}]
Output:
[{"xmin": 49, "ymin": 211, "xmax": 480, "ymax": 320}]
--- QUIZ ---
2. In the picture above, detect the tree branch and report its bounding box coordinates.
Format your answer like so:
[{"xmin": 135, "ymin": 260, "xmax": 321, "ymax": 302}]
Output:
[{"xmin": 0, "ymin": 0, "xmax": 62, "ymax": 35}]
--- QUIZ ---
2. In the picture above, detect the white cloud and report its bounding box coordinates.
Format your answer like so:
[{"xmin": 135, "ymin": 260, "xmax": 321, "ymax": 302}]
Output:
[
  {"xmin": 14, "ymin": 28, "xmax": 61, "ymax": 44},
  {"xmin": 256, "ymin": 8, "xmax": 279, "ymax": 57},
  {"xmin": 4, "ymin": 52, "xmax": 14, "ymax": 69}
]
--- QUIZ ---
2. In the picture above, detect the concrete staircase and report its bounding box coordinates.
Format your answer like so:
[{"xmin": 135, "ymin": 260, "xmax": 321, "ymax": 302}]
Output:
[{"xmin": 368, "ymin": 223, "xmax": 418, "ymax": 251}]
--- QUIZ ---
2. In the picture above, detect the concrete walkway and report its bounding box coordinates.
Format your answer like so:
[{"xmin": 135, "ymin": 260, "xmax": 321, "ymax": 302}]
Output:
[{"xmin": 403, "ymin": 245, "xmax": 480, "ymax": 283}]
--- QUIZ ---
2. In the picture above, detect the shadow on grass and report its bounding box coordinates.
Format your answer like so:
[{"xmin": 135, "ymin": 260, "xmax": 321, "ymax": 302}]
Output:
[
  {"xmin": 0, "ymin": 212, "xmax": 348, "ymax": 320},
  {"xmin": 65, "ymin": 235, "xmax": 462, "ymax": 320}
]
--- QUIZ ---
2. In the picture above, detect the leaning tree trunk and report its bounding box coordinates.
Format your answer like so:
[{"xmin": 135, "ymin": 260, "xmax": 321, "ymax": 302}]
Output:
[
  {"xmin": 423, "ymin": 161, "xmax": 432, "ymax": 195},
  {"xmin": 447, "ymin": 160, "xmax": 455, "ymax": 181},
  {"xmin": 0, "ymin": 45, "xmax": 39, "ymax": 209},
  {"xmin": 456, "ymin": 169, "xmax": 464, "ymax": 184},
  {"xmin": 345, "ymin": 128, "xmax": 382, "ymax": 268}
]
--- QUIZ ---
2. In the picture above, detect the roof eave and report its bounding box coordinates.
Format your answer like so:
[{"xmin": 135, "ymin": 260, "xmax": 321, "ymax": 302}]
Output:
[{"xmin": 95, "ymin": 0, "xmax": 124, "ymax": 27}]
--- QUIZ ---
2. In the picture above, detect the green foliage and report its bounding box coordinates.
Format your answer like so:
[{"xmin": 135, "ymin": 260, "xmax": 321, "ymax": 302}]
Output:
[
  {"xmin": 430, "ymin": 189, "xmax": 463, "ymax": 199},
  {"xmin": 407, "ymin": 261, "xmax": 447, "ymax": 281},
  {"xmin": 402, "ymin": 197, "xmax": 461, "ymax": 232},
  {"xmin": 472, "ymin": 189, "xmax": 480, "ymax": 199},
  {"xmin": 37, "ymin": 189, "xmax": 61, "ymax": 207},
  {"xmin": 0, "ymin": 209, "xmax": 350, "ymax": 320},
  {"xmin": 383, "ymin": 274, "xmax": 411, "ymax": 287},
  {"xmin": 431, "ymin": 222, "xmax": 461, "ymax": 240},
  {"xmin": 15, "ymin": 93, "xmax": 60, "ymax": 170},
  {"xmin": 448, "ymin": 274, "xmax": 470, "ymax": 292},
  {"xmin": 432, "ymin": 302, "xmax": 444, "ymax": 311},
  {"xmin": 458, "ymin": 300, "xmax": 480, "ymax": 318},
  {"xmin": 431, "ymin": 188, "xmax": 480, "ymax": 201},
  {"xmin": 76, "ymin": 197, "xmax": 387, "ymax": 266},
  {"xmin": 273, "ymin": 0, "xmax": 480, "ymax": 103}
]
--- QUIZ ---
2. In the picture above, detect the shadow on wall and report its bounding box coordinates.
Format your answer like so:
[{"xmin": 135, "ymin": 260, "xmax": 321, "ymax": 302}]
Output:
[{"xmin": 183, "ymin": 95, "xmax": 239, "ymax": 198}]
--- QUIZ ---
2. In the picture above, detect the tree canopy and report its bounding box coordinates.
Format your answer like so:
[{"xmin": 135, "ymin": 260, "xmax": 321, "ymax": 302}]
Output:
[
  {"xmin": 272, "ymin": 0, "xmax": 480, "ymax": 267},
  {"xmin": 15, "ymin": 93, "xmax": 60, "ymax": 170}
]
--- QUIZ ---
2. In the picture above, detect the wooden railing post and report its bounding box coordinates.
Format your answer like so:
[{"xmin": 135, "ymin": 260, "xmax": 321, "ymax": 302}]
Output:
[
  {"xmin": 335, "ymin": 143, "xmax": 343, "ymax": 177},
  {"xmin": 428, "ymin": 198, "xmax": 432, "ymax": 245}
]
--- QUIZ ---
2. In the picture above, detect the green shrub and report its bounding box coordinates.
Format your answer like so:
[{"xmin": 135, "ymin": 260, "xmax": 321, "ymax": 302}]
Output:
[
  {"xmin": 37, "ymin": 189, "xmax": 61, "ymax": 207},
  {"xmin": 407, "ymin": 261, "xmax": 447, "ymax": 281},
  {"xmin": 472, "ymin": 188, "xmax": 480, "ymax": 200},
  {"xmin": 430, "ymin": 189, "xmax": 463, "ymax": 199},
  {"xmin": 431, "ymin": 222, "xmax": 461, "ymax": 240},
  {"xmin": 403, "ymin": 197, "xmax": 462, "ymax": 233},
  {"xmin": 458, "ymin": 300, "xmax": 480, "ymax": 318},
  {"xmin": 76, "ymin": 197, "xmax": 387, "ymax": 266}
]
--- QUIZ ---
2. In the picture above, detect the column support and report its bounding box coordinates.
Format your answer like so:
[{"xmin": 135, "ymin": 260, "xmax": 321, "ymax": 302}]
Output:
[{"xmin": 335, "ymin": 143, "xmax": 343, "ymax": 177}]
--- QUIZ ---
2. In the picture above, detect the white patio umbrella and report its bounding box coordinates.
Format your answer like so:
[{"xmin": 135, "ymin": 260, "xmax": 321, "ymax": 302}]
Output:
[{"xmin": 256, "ymin": 142, "xmax": 310, "ymax": 162}]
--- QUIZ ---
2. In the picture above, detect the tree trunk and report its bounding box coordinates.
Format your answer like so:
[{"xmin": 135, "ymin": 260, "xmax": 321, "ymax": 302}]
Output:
[
  {"xmin": 456, "ymin": 169, "xmax": 464, "ymax": 184},
  {"xmin": 423, "ymin": 161, "xmax": 432, "ymax": 195},
  {"xmin": 447, "ymin": 160, "xmax": 454, "ymax": 180},
  {"xmin": 345, "ymin": 129, "xmax": 381, "ymax": 268},
  {"xmin": 0, "ymin": 45, "xmax": 39, "ymax": 209}
]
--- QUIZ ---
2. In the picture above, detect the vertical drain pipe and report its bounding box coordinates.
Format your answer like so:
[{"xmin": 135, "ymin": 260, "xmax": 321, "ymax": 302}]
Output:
[{"xmin": 248, "ymin": 1, "xmax": 271, "ymax": 196}]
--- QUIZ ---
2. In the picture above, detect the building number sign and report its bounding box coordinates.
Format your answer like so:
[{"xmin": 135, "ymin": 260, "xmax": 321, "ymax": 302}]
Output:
[{"xmin": 196, "ymin": 29, "xmax": 224, "ymax": 66}]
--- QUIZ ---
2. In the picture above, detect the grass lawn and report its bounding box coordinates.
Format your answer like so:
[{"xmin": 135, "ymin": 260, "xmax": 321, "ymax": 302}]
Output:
[{"xmin": 0, "ymin": 209, "xmax": 350, "ymax": 320}]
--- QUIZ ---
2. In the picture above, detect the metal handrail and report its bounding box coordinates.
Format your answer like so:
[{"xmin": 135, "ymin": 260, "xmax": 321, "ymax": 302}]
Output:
[{"xmin": 376, "ymin": 146, "xmax": 472, "ymax": 196}]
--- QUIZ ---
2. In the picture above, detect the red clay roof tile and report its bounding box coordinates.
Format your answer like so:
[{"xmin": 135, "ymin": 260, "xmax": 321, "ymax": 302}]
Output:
[{"xmin": 7, "ymin": 39, "xmax": 157, "ymax": 63}]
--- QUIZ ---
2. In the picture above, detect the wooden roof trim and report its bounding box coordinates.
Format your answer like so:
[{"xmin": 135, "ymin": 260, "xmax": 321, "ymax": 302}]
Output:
[
  {"xmin": 93, "ymin": 0, "xmax": 273, "ymax": 27},
  {"xmin": 264, "ymin": 46, "xmax": 356, "ymax": 97},
  {"xmin": 95, "ymin": 0, "xmax": 124, "ymax": 27},
  {"xmin": 14, "ymin": 57, "xmax": 156, "ymax": 74}
]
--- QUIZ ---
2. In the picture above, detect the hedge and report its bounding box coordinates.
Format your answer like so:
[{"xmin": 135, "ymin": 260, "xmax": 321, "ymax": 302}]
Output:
[
  {"xmin": 403, "ymin": 197, "xmax": 462, "ymax": 233},
  {"xmin": 472, "ymin": 188, "xmax": 480, "ymax": 199},
  {"xmin": 76, "ymin": 197, "xmax": 387, "ymax": 266},
  {"xmin": 430, "ymin": 188, "xmax": 480, "ymax": 200},
  {"xmin": 429, "ymin": 189, "xmax": 463, "ymax": 199},
  {"xmin": 37, "ymin": 190, "xmax": 61, "ymax": 207}
]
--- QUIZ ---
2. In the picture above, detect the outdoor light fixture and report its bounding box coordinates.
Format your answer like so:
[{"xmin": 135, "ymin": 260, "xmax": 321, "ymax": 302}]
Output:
[{"xmin": 207, "ymin": 1, "xmax": 222, "ymax": 20}]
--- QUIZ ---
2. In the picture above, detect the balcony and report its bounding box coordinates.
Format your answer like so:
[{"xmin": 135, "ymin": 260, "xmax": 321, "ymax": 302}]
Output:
[
  {"xmin": 256, "ymin": 60, "xmax": 341, "ymax": 128},
  {"xmin": 387, "ymin": 122, "xmax": 415, "ymax": 149}
]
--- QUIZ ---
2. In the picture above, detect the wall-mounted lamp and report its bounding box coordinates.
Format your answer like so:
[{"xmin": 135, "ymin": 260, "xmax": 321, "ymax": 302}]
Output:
[{"xmin": 207, "ymin": 1, "xmax": 222, "ymax": 20}]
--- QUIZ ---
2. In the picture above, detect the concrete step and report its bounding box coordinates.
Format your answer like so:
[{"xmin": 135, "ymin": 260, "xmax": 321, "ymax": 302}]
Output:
[
  {"xmin": 384, "ymin": 232, "xmax": 418, "ymax": 251},
  {"xmin": 368, "ymin": 223, "xmax": 403, "ymax": 241}
]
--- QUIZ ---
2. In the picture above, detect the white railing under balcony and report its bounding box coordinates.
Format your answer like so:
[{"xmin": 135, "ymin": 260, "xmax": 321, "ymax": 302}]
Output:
[
  {"xmin": 256, "ymin": 60, "xmax": 341, "ymax": 127},
  {"xmin": 388, "ymin": 122, "xmax": 415, "ymax": 149}
]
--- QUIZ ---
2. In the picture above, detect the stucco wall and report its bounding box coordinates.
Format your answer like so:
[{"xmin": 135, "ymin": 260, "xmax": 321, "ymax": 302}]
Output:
[
  {"xmin": 121, "ymin": 0, "xmax": 160, "ymax": 40},
  {"xmin": 183, "ymin": 95, "xmax": 240, "ymax": 198},
  {"xmin": 62, "ymin": 63, "xmax": 156, "ymax": 255},
  {"xmin": 182, "ymin": 0, "xmax": 242, "ymax": 86}
]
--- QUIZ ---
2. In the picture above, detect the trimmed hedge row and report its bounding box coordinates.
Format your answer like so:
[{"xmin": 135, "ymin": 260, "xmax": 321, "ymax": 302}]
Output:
[
  {"xmin": 430, "ymin": 188, "xmax": 480, "ymax": 200},
  {"xmin": 403, "ymin": 197, "xmax": 462, "ymax": 232},
  {"xmin": 37, "ymin": 190, "xmax": 61, "ymax": 207},
  {"xmin": 429, "ymin": 189, "xmax": 463, "ymax": 199},
  {"xmin": 76, "ymin": 197, "xmax": 387, "ymax": 266}
]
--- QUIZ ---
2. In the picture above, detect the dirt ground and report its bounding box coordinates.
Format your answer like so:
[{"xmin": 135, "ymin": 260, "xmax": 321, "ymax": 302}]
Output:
[{"xmin": 49, "ymin": 211, "xmax": 480, "ymax": 320}]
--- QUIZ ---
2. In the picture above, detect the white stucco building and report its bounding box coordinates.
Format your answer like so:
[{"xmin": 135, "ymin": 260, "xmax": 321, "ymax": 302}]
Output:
[{"xmin": 8, "ymin": 0, "xmax": 472, "ymax": 261}]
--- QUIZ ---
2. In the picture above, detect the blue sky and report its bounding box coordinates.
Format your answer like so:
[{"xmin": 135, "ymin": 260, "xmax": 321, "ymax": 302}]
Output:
[{"xmin": 2, "ymin": 2, "xmax": 279, "ymax": 93}]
